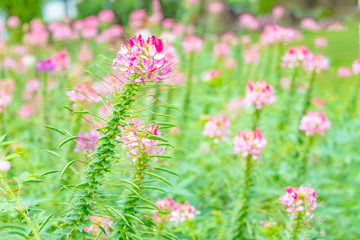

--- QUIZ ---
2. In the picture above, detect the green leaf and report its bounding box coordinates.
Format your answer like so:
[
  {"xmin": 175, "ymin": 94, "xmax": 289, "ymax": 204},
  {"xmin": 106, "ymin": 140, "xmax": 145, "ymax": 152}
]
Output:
[
  {"xmin": 157, "ymin": 122, "xmax": 179, "ymax": 129},
  {"xmin": 60, "ymin": 160, "xmax": 76, "ymax": 179},
  {"xmin": 106, "ymin": 206, "xmax": 129, "ymax": 226},
  {"xmin": 153, "ymin": 167, "xmax": 181, "ymax": 177},
  {"xmin": 0, "ymin": 133, "xmax": 7, "ymax": 143},
  {"xmin": 143, "ymin": 186, "xmax": 167, "ymax": 192},
  {"xmin": 45, "ymin": 150, "xmax": 63, "ymax": 160},
  {"xmin": 41, "ymin": 170, "xmax": 59, "ymax": 177},
  {"xmin": 158, "ymin": 104, "xmax": 183, "ymax": 113},
  {"xmin": 147, "ymin": 135, "xmax": 168, "ymax": 142},
  {"xmin": 123, "ymin": 213, "xmax": 144, "ymax": 225},
  {"xmin": 44, "ymin": 125, "xmax": 67, "ymax": 136},
  {"xmin": 118, "ymin": 179, "xmax": 140, "ymax": 190},
  {"xmin": 22, "ymin": 179, "xmax": 42, "ymax": 183},
  {"xmin": 148, "ymin": 154, "xmax": 173, "ymax": 159},
  {"xmin": 38, "ymin": 214, "xmax": 53, "ymax": 232},
  {"xmin": 156, "ymin": 113, "xmax": 177, "ymax": 120},
  {"xmin": 144, "ymin": 172, "xmax": 174, "ymax": 187},
  {"xmin": 57, "ymin": 136, "xmax": 77, "ymax": 149}
]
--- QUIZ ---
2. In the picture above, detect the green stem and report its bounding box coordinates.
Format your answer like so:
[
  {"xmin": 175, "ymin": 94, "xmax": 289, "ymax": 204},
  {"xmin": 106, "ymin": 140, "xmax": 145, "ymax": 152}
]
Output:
[
  {"xmin": 298, "ymin": 136, "xmax": 314, "ymax": 180},
  {"xmin": 1, "ymin": 174, "xmax": 42, "ymax": 240},
  {"xmin": 151, "ymin": 85, "xmax": 161, "ymax": 121},
  {"xmin": 291, "ymin": 212, "xmax": 304, "ymax": 240},
  {"xmin": 183, "ymin": 52, "xmax": 195, "ymax": 123}
]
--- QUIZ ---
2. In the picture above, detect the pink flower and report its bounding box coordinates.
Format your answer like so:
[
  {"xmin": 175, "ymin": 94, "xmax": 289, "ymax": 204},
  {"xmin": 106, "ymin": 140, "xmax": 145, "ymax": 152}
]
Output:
[
  {"xmin": 301, "ymin": 18, "xmax": 321, "ymax": 32},
  {"xmin": 129, "ymin": 9, "xmax": 147, "ymax": 29},
  {"xmin": 233, "ymin": 128, "xmax": 267, "ymax": 160},
  {"xmin": 112, "ymin": 35, "xmax": 173, "ymax": 83},
  {"xmin": 226, "ymin": 97, "xmax": 245, "ymax": 112},
  {"xmin": 84, "ymin": 16, "xmax": 99, "ymax": 28},
  {"xmin": 162, "ymin": 18, "xmax": 174, "ymax": 29},
  {"xmin": 7, "ymin": 16, "xmax": 20, "ymax": 28},
  {"xmin": 221, "ymin": 32, "xmax": 238, "ymax": 46},
  {"xmin": 303, "ymin": 54, "xmax": 329, "ymax": 73},
  {"xmin": 182, "ymin": 36, "xmax": 203, "ymax": 54},
  {"xmin": 240, "ymin": 35, "xmax": 251, "ymax": 45},
  {"xmin": 281, "ymin": 46, "xmax": 313, "ymax": 68},
  {"xmin": 153, "ymin": 197, "xmax": 200, "ymax": 225},
  {"xmin": 0, "ymin": 161, "xmax": 11, "ymax": 171},
  {"xmin": 280, "ymin": 185, "xmax": 317, "ymax": 220},
  {"xmin": 203, "ymin": 115, "xmax": 231, "ymax": 143},
  {"xmin": 244, "ymin": 81, "xmax": 275, "ymax": 109},
  {"xmin": 213, "ymin": 43, "xmax": 230, "ymax": 57},
  {"xmin": 74, "ymin": 130, "xmax": 100, "ymax": 152},
  {"xmin": 208, "ymin": 1, "xmax": 224, "ymax": 15},
  {"xmin": 280, "ymin": 77, "xmax": 291, "ymax": 90},
  {"xmin": 83, "ymin": 216, "xmax": 114, "ymax": 237},
  {"xmin": 81, "ymin": 27, "xmax": 97, "ymax": 39},
  {"xmin": 311, "ymin": 98, "xmax": 325, "ymax": 107},
  {"xmin": 352, "ymin": 59, "xmax": 360, "ymax": 74},
  {"xmin": 185, "ymin": 0, "xmax": 200, "ymax": 5},
  {"xmin": 0, "ymin": 91, "xmax": 12, "ymax": 113},
  {"xmin": 337, "ymin": 67, "xmax": 352, "ymax": 78},
  {"xmin": 66, "ymin": 84, "xmax": 101, "ymax": 106},
  {"xmin": 78, "ymin": 43, "xmax": 93, "ymax": 63},
  {"xmin": 19, "ymin": 103, "xmax": 36, "ymax": 119},
  {"xmin": 327, "ymin": 21, "xmax": 345, "ymax": 32},
  {"xmin": 239, "ymin": 14, "xmax": 259, "ymax": 31},
  {"xmin": 260, "ymin": 220, "xmax": 277, "ymax": 228},
  {"xmin": 299, "ymin": 111, "xmax": 331, "ymax": 136},
  {"xmin": 26, "ymin": 79, "xmax": 41, "ymax": 92},
  {"xmin": 314, "ymin": 36, "xmax": 328, "ymax": 48},
  {"xmin": 243, "ymin": 45, "xmax": 260, "ymax": 64},
  {"xmin": 260, "ymin": 25, "xmax": 302, "ymax": 46},
  {"xmin": 272, "ymin": 6, "xmax": 285, "ymax": 19},
  {"xmin": 51, "ymin": 51, "xmax": 70, "ymax": 71},
  {"xmin": 203, "ymin": 69, "xmax": 222, "ymax": 82},
  {"xmin": 98, "ymin": 9, "xmax": 115, "ymax": 22},
  {"xmin": 121, "ymin": 121, "xmax": 166, "ymax": 162}
]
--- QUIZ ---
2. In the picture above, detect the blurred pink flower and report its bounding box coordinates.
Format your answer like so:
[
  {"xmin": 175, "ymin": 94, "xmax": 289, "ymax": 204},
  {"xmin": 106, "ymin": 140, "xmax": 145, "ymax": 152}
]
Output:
[
  {"xmin": 239, "ymin": 14, "xmax": 259, "ymax": 31},
  {"xmin": 83, "ymin": 216, "xmax": 114, "ymax": 237},
  {"xmin": 7, "ymin": 16, "xmax": 20, "ymax": 28},
  {"xmin": 51, "ymin": 51, "xmax": 70, "ymax": 71},
  {"xmin": 213, "ymin": 43, "xmax": 230, "ymax": 57},
  {"xmin": 261, "ymin": 25, "xmax": 302, "ymax": 46},
  {"xmin": 311, "ymin": 98, "xmax": 325, "ymax": 107},
  {"xmin": 26, "ymin": 79, "xmax": 41, "ymax": 92},
  {"xmin": 280, "ymin": 185, "xmax": 317, "ymax": 220},
  {"xmin": 301, "ymin": 18, "xmax": 321, "ymax": 32},
  {"xmin": 299, "ymin": 111, "xmax": 331, "ymax": 136},
  {"xmin": 84, "ymin": 16, "xmax": 99, "ymax": 28},
  {"xmin": 74, "ymin": 130, "xmax": 100, "ymax": 152},
  {"xmin": 203, "ymin": 115, "xmax": 231, "ymax": 143},
  {"xmin": 243, "ymin": 45, "xmax": 260, "ymax": 64},
  {"xmin": 182, "ymin": 36, "xmax": 203, "ymax": 54},
  {"xmin": 78, "ymin": 43, "xmax": 93, "ymax": 63},
  {"xmin": 272, "ymin": 6, "xmax": 285, "ymax": 19},
  {"xmin": 244, "ymin": 80, "xmax": 276, "ymax": 109},
  {"xmin": 19, "ymin": 103, "xmax": 36, "ymax": 119},
  {"xmin": 233, "ymin": 128, "xmax": 267, "ymax": 160},
  {"xmin": 314, "ymin": 36, "xmax": 328, "ymax": 48},
  {"xmin": 240, "ymin": 35, "xmax": 251, "ymax": 46},
  {"xmin": 0, "ymin": 161, "xmax": 11, "ymax": 171},
  {"xmin": 208, "ymin": 1, "xmax": 224, "ymax": 15},
  {"xmin": 281, "ymin": 46, "xmax": 313, "ymax": 68},
  {"xmin": 162, "ymin": 18, "xmax": 174, "ymax": 29},
  {"xmin": 81, "ymin": 27, "xmax": 97, "ymax": 39},
  {"xmin": 98, "ymin": 9, "xmax": 115, "ymax": 22},
  {"xmin": 352, "ymin": 59, "xmax": 360, "ymax": 74},
  {"xmin": 303, "ymin": 54, "xmax": 329, "ymax": 73},
  {"xmin": 66, "ymin": 84, "xmax": 101, "ymax": 106},
  {"xmin": 0, "ymin": 91, "xmax": 12, "ymax": 113},
  {"xmin": 337, "ymin": 67, "xmax": 352, "ymax": 78},
  {"xmin": 203, "ymin": 69, "xmax": 222, "ymax": 82},
  {"xmin": 129, "ymin": 9, "xmax": 147, "ymax": 29}
]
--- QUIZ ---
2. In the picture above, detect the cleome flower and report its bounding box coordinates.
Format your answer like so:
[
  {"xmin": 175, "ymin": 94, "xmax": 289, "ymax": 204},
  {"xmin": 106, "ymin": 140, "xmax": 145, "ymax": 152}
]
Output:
[
  {"xmin": 152, "ymin": 197, "xmax": 200, "ymax": 226},
  {"xmin": 299, "ymin": 111, "xmax": 331, "ymax": 136},
  {"xmin": 203, "ymin": 114, "xmax": 231, "ymax": 143},
  {"xmin": 281, "ymin": 46, "xmax": 313, "ymax": 68},
  {"xmin": 233, "ymin": 128, "xmax": 267, "ymax": 160},
  {"xmin": 280, "ymin": 185, "xmax": 317, "ymax": 220},
  {"xmin": 83, "ymin": 216, "xmax": 114, "ymax": 239},
  {"xmin": 111, "ymin": 35, "xmax": 173, "ymax": 84},
  {"xmin": 244, "ymin": 80, "xmax": 275, "ymax": 109},
  {"xmin": 352, "ymin": 59, "xmax": 360, "ymax": 74},
  {"xmin": 303, "ymin": 54, "xmax": 329, "ymax": 73},
  {"xmin": 0, "ymin": 91, "xmax": 12, "ymax": 113}
]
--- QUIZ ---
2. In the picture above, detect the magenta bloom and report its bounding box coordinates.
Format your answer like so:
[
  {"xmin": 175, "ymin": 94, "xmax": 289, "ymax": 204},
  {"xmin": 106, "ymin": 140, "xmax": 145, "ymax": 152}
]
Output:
[
  {"xmin": 352, "ymin": 59, "xmax": 360, "ymax": 74},
  {"xmin": 337, "ymin": 67, "xmax": 352, "ymax": 78},
  {"xmin": 0, "ymin": 160, "xmax": 11, "ymax": 171},
  {"xmin": 280, "ymin": 185, "xmax": 317, "ymax": 220},
  {"xmin": 36, "ymin": 59, "xmax": 55, "ymax": 73},
  {"xmin": 83, "ymin": 216, "xmax": 114, "ymax": 237},
  {"xmin": 0, "ymin": 91, "xmax": 12, "ymax": 113},
  {"xmin": 153, "ymin": 197, "xmax": 200, "ymax": 225},
  {"xmin": 203, "ymin": 115, "xmax": 231, "ymax": 143},
  {"xmin": 51, "ymin": 51, "xmax": 70, "ymax": 71},
  {"xmin": 112, "ymin": 35, "xmax": 173, "ymax": 84},
  {"xmin": 281, "ymin": 46, "xmax": 313, "ymax": 68},
  {"xmin": 244, "ymin": 81, "xmax": 276, "ymax": 109},
  {"xmin": 74, "ymin": 130, "xmax": 100, "ymax": 152},
  {"xmin": 121, "ymin": 120, "xmax": 165, "ymax": 162},
  {"xmin": 233, "ymin": 128, "xmax": 267, "ymax": 160},
  {"xmin": 182, "ymin": 36, "xmax": 203, "ymax": 54},
  {"xmin": 303, "ymin": 54, "xmax": 329, "ymax": 73},
  {"xmin": 299, "ymin": 111, "xmax": 331, "ymax": 136}
]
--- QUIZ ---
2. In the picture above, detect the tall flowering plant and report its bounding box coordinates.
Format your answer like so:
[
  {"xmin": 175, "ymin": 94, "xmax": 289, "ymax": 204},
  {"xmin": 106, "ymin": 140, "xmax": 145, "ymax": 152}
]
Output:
[{"xmin": 58, "ymin": 35, "xmax": 176, "ymax": 238}]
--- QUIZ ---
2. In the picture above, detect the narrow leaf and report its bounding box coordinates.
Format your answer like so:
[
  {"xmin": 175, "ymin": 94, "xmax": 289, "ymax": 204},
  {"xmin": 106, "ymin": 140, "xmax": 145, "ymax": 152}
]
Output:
[
  {"xmin": 57, "ymin": 136, "xmax": 77, "ymax": 149},
  {"xmin": 60, "ymin": 160, "xmax": 76, "ymax": 179}
]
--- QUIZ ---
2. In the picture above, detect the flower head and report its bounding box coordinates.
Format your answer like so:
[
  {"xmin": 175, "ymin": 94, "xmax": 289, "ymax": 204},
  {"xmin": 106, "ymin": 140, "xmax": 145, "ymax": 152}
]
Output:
[
  {"xmin": 244, "ymin": 81, "xmax": 275, "ymax": 109},
  {"xmin": 203, "ymin": 115, "xmax": 231, "ymax": 143},
  {"xmin": 281, "ymin": 46, "xmax": 313, "ymax": 68},
  {"xmin": 272, "ymin": 6, "xmax": 285, "ymax": 19},
  {"xmin": 0, "ymin": 161, "xmax": 11, "ymax": 171},
  {"xmin": 213, "ymin": 43, "xmax": 230, "ymax": 57},
  {"xmin": 233, "ymin": 128, "xmax": 267, "ymax": 160},
  {"xmin": 36, "ymin": 59, "xmax": 55, "ymax": 73},
  {"xmin": 337, "ymin": 67, "xmax": 352, "ymax": 78},
  {"xmin": 303, "ymin": 54, "xmax": 329, "ymax": 73},
  {"xmin": 301, "ymin": 18, "xmax": 321, "ymax": 32},
  {"xmin": 0, "ymin": 91, "xmax": 12, "ymax": 113},
  {"xmin": 74, "ymin": 130, "xmax": 100, "ymax": 152},
  {"xmin": 83, "ymin": 216, "xmax": 114, "ymax": 238},
  {"xmin": 239, "ymin": 14, "xmax": 259, "ymax": 31},
  {"xmin": 299, "ymin": 111, "xmax": 331, "ymax": 136},
  {"xmin": 280, "ymin": 185, "xmax": 317, "ymax": 220},
  {"xmin": 153, "ymin": 197, "xmax": 200, "ymax": 225},
  {"xmin": 182, "ymin": 36, "xmax": 203, "ymax": 54},
  {"xmin": 112, "ymin": 35, "xmax": 173, "ymax": 84},
  {"xmin": 352, "ymin": 59, "xmax": 360, "ymax": 74},
  {"xmin": 314, "ymin": 36, "xmax": 327, "ymax": 48}
]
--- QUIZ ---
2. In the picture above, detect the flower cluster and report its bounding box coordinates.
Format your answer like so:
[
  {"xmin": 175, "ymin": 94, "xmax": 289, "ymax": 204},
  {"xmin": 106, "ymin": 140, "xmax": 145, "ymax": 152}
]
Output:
[
  {"xmin": 36, "ymin": 59, "xmax": 55, "ymax": 73},
  {"xmin": 303, "ymin": 54, "xmax": 329, "ymax": 73},
  {"xmin": 299, "ymin": 111, "xmax": 331, "ymax": 136},
  {"xmin": 203, "ymin": 115, "xmax": 231, "ymax": 143},
  {"xmin": 239, "ymin": 14, "xmax": 259, "ymax": 31},
  {"xmin": 280, "ymin": 185, "xmax": 317, "ymax": 220},
  {"xmin": 153, "ymin": 197, "xmax": 200, "ymax": 226},
  {"xmin": 120, "ymin": 120, "xmax": 165, "ymax": 162},
  {"xmin": 243, "ymin": 45, "xmax": 260, "ymax": 65},
  {"xmin": 83, "ymin": 216, "xmax": 114, "ymax": 238},
  {"xmin": 281, "ymin": 46, "xmax": 313, "ymax": 68},
  {"xmin": 213, "ymin": 43, "xmax": 230, "ymax": 57},
  {"xmin": 0, "ymin": 160, "xmax": 11, "ymax": 171},
  {"xmin": 260, "ymin": 25, "xmax": 302, "ymax": 46},
  {"xmin": 233, "ymin": 128, "xmax": 267, "ymax": 160},
  {"xmin": 74, "ymin": 130, "xmax": 100, "ymax": 153},
  {"xmin": 182, "ymin": 36, "xmax": 203, "ymax": 54},
  {"xmin": 314, "ymin": 36, "xmax": 328, "ymax": 48},
  {"xmin": 301, "ymin": 18, "xmax": 321, "ymax": 32},
  {"xmin": 66, "ymin": 84, "xmax": 102, "ymax": 106},
  {"xmin": 244, "ymin": 81, "xmax": 276, "ymax": 109},
  {"xmin": 352, "ymin": 59, "xmax": 360, "ymax": 74},
  {"xmin": 337, "ymin": 67, "xmax": 352, "ymax": 78},
  {"xmin": 0, "ymin": 91, "xmax": 12, "ymax": 113},
  {"xmin": 112, "ymin": 35, "xmax": 173, "ymax": 83}
]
